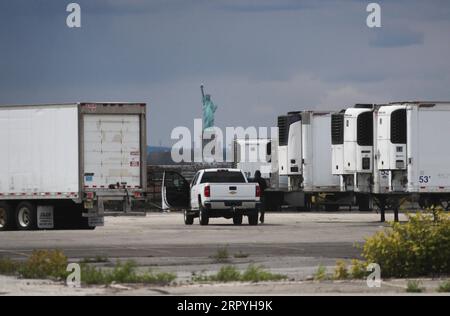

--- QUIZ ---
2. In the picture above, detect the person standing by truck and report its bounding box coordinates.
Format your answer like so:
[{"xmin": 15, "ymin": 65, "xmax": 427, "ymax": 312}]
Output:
[{"xmin": 253, "ymin": 170, "xmax": 267, "ymax": 224}]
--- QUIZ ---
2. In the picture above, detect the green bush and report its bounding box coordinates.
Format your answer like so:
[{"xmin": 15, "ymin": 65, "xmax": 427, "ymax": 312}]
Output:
[
  {"xmin": 406, "ymin": 280, "xmax": 424, "ymax": 293},
  {"xmin": 212, "ymin": 265, "xmax": 241, "ymax": 282},
  {"xmin": 361, "ymin": 211, "xmax": 450, "ymax": 278},
  {"xmin": 333, "ymin": 260, "xmax": 349, "ymax": 280},
  {"xmin": 241, "ymin": 265, "xmax": 286, "ymax": 282},
  {"xmin": 19, "ymin": 250, "xmax": 68, "ymax": 280},
  {"xmin": 0, "ymin": 258, "xmax": 20, "ymax": 276},
  {"xmin": 192, "ymin": 265, "xmax": 287, "ymax": 283},
  {"xmin": 437, "ymin": 280, "xmax": 450, "ymax": 293},
  {"xmin": 313, "ymin": 264, "xmax": 328, "ymax": 281},
  {"xmin": 81, "ymin": 261, "xmax": 176, "ymax": 285},
  {"xmin": 349, "ymin": 259, "xmax": 369, "ymax": 279}
]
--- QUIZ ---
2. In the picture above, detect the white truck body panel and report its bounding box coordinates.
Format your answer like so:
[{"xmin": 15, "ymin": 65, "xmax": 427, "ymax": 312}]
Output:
[
  {"xmin": 277, "ymin": 145, "xmax": 288, "ymax": 176},
  {"xmin": 287, "ymin": 120, "xmax": 302, "ymax": 176},
  {"xmin": 84, "ymin": 114, "xmax": 141, "ymax": 188},
  {"xmin": 343, "ymin": 108, "xmax": 373, "ymax": 174},
  {"xmin": 376, "ymin": 105, "xmax": 407, "ymax": 171},
  {"xmin": 0, "ymin": 105, "xmax": 79, "ymax": 196},
  {"xmin": 332, "ymin": 144, "xmax": 346, "ymax": 175},
  {"xmin": 374, "ymin": 102, "xmax": 450, "ymax": 194},
  {"xmin": 405, "ymin": 103, "xmax": 450, "ymax": 193},
  {"xmin": 0, "ymin": 102, "xmax": 146, "ymax": 200},
  {"xmin": 234, "ymin": 138, "xmax": 272, "ymax": 179},
  {"xmin": 302, "ymin": 112, "xmax": 340, "ymax": 192}
]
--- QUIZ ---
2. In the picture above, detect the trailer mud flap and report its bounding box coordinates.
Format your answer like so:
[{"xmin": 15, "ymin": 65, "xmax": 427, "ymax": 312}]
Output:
[{"xmin": 37, "ymin": 206, "xmax": 54, "ymax": 229}]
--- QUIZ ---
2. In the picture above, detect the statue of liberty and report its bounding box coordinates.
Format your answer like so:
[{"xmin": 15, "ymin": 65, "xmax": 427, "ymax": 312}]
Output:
[{"xmin": 201, "ymin": 84, "xmax": 217, "ymax": 130}]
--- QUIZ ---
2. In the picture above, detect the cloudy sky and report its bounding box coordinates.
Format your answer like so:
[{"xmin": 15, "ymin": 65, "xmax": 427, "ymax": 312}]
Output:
[{"xmin": 1, "ymin": 0, "xmax": 449, "ymax": 146}]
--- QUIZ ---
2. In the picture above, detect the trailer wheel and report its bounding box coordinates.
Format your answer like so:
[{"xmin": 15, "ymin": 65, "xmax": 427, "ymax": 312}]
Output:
[
  {"xmin": 199, "ymin": 207, "xmax": 209, "ymax": 226},
  {"xmin": 15, "ymin": 202, "xmax": 37, "ymax": 231},
  {"xmin": 184, "ymin": 210, "xmax": 194, "ymax": 225},
  {"xmin": 0, "ymin": 202, "xmax": 13, "ymax": 231},
  {"xmin": 248, "ymin": 211, "xmax": 259, "ymax": 226},
  {"xmin": 233, "ymin": 214, "xmax": 243, "ymax": 225}
]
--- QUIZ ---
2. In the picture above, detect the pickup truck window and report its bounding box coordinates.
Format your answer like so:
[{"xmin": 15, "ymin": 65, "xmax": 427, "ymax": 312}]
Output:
[{"xmin": 200, "ymin": 171, "xmax": 246, "ymax": 183}]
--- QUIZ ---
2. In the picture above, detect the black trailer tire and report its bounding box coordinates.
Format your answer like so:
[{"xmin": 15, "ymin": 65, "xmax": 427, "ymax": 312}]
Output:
[
  {"xmin": 184, "ymin": 210, "xmax": 194, "ymax": 225},
  {"xmin": 15, "ymin": 202, "xmax": 37, "ymax": 231},
  {"xmin": 0, "ymin": 202, "xmax": 13, "ymax": 231},
  {"xmin": 233, "ymin": 214, "xmax": 243, "ymax": 225},
  {"xmin": 199, "ymin": 206, "xmax": 209, "ymax": 226},
  {"xmin": 248, "ymin": 211, "xmax": 259, "ymax": 226}
]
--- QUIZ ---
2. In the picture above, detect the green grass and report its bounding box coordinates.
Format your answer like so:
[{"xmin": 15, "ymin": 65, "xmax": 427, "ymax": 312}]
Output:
[
  {"xmin": 0, "ymin": 258, "xmax": 20, "ymax": 276},
  {"xmin": 80, "ymin": 256, "xmax": 109, "ymax": 264},
  {"xmin": 192, "ymin": 265, "xmax": 287, "ymax": 283},
  {"xmin": 333, "ymin": 260, "xmax": 349, "ymax": 280},
  {"xmin": 313, "ymin": 264, "xmax": 328, "ymax": 281},
  {"xmin": 0, "ymin": 251, "xmax": 176, "ymax": 286},
  {"xmin": 0, "ymin": 250, "xmax": 69, "ymax": 280},
  {"xmin": 437, "ymin": 280, "xmax": 450, "ymax": 293},
  {"xmin": 406, "ymin": 280, "xmax": 424, "ymax": 293},
  {"xmin": 80, "ymin": 261, "xmax": 176, "ymax": 286},
  {"xmin": 209, "ymin": 247, "xmax": 230, "ymax": 263}
]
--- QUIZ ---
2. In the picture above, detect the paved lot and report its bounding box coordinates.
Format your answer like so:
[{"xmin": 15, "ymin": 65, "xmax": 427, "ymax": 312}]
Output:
[{"xmin": 1, "ymin": 211, "xmax": 420, "ymax": 295}]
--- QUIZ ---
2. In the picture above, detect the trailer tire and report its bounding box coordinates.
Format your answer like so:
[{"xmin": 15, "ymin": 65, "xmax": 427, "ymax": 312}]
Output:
[
  {"xmin": 15, "ymin": 202, "xmax": 37, "ymax": 231},
  {"xmin": 248, "ymin": 211, "xmax": 259, "ymax": 226},
  {"xmin": 0, "ymin": 202, "xmax": 13, "ymax": 231},
  {"xmin": 184, "ymin": 210, "xmax": 194, "ymax": 225},
  {"xmin": 233, "ymin": 214, "xmax": 243, "ymax": 225},
  {"xmin": 199, "ymin": 207, "xmax": 209, "ymax": 226}
]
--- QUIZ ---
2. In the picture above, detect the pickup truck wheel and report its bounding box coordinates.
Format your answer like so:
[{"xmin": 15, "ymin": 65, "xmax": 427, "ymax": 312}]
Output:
[
  {"xmin": 15, "ymin": 202, "xmax": 37, "ymax": 231},
  {"xmin": 233, "ymin": 214, "xmax": 243, "ymax": 225},
  {"xmin": 199, "ymin": 207, "xmax": 209, "ymax": 226},
  {"xmin": 248, "ymin": 212, "xmax": 258, "ymax": 226},
  {"xmin": 184, "ymin": 210, "xmax": 194, "ymax": 225},
  {"xmin": 0, "ymin": 202, "xmax": 13, "ymax": 231}
]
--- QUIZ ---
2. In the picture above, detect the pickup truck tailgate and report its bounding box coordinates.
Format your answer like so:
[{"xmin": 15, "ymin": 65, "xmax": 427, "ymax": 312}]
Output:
[{"xmin": 210, "ymin": 184, "xmax": 256, "ymax": 200}]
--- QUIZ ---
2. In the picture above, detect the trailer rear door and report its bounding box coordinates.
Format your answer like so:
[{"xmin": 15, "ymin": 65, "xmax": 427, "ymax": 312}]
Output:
[{"xmin": 83, "ymin": 114, "xmax": 141, "ymax": 188}]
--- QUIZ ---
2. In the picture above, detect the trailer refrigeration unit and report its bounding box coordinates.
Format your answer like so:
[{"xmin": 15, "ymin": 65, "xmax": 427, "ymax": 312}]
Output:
[
  {"xmin": 295, "ymin": 111, "xmax": 356, "ymax": 211},
  {"xmin": 331, "ymin": 105, "xmax": 374, "ymax": 211},
  {"xmin": 0, "ymin": 102, "xmax": 147, "ymax": 231},
  {"xmin": 372, "ymin": 101, "xmax": 450, "ymax": 216}
]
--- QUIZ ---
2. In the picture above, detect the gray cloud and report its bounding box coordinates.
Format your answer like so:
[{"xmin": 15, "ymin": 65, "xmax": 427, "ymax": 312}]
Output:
[
  {"xmin": 0, "ymin": 0, "xmax": 449, "ymax": 146},
  {"xmin": 369, "ymin": 27, "xmax": 424, "ymax": 48}
]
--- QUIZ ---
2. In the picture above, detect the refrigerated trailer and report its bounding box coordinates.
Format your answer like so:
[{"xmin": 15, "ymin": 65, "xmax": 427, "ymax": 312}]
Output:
[
  {"xmin": 273, "ymin": 110, "xmax": 360, "ymax": 211},
  {"xmin": 0, "ymin": 102, "xmax": 147, "ymax": 231},
  {"xmin": 373, "ymin": 101, "xmax": 450, "ymax": 211}
]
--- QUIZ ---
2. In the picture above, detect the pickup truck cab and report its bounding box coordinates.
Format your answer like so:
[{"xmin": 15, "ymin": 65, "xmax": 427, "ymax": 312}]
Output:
[{"xmin": 162, "ymin": 168, "xmax": 260, "ymax": 225}]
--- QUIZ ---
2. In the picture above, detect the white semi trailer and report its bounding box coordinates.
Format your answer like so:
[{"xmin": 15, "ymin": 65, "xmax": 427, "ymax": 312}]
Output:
[
  {"xmin": 0, "ymin": 102, "xmax": 147, "ymax": 231},
  {"xmin": 373, "ymin": 101, "xmax": 450, "ymax": 215},
  {"xmin": 274, "ymin": 110, "xmax": 360, "ymax": 211},
  {"xmin": 331, "ymin": 105, "xmax": 374, "ymax": 211},
  {"xmin": 332, "ymin": 101, "xmax": 450, "ymax": 221},
  {"xmin": 233, "ymin": 138, "xmax": 272, "ymax": 180}
]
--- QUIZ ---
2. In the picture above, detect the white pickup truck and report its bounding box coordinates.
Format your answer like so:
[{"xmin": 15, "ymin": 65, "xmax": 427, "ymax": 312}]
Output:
[{"xmin": 162, "ymin": 168, "xmax": 260, "ymax": 226}]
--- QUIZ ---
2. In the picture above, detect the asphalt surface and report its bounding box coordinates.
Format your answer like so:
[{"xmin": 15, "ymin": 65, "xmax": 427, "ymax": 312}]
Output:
[
  {"xmin": 1, "ymin": 211, "xmax": 420, "ymax": 295},
  {"xmin": 0, "ymin": 212, "xmax": 398, "ymax": 273}
]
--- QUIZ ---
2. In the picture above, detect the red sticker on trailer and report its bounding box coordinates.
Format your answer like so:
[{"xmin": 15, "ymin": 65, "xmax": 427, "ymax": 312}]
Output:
[
  {"xmin": 83, "ymin": 104, "xmax": 97, "ymax": 112},
  {"xmin": 130, "ymin": 161, "xmax": 140, "ymax": 167}
]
